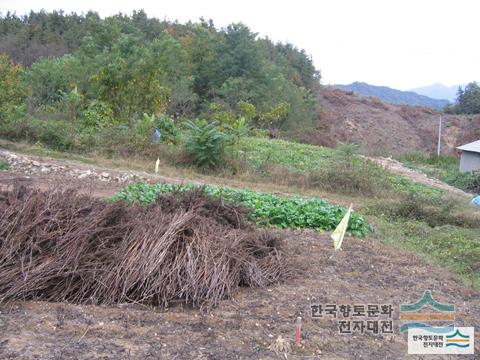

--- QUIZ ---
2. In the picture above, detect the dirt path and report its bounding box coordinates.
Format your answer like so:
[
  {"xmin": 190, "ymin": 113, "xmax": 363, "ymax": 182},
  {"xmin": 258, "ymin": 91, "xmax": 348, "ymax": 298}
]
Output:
[
  {"xmin": 0, "ymin": 148, "xmax": 196, "ymax": 193},
  {"xmin": 1, "ymin": 149, "xmax": 472, "ymax": 202},
  {"xmin": 0, "ymin": 149, "xmax": 365, "ymax": 209},
  {"xmin": 367, "ymin": 156, "xmax": 473, "ymax": 197}
]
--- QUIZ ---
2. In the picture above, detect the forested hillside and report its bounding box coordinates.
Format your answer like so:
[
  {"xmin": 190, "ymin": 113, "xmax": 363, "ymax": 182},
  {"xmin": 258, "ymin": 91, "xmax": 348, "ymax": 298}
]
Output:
[
  {"xmin": 0, "ymin": 10, "xmax": 320, "ymax": 131},
  {"xmin": 2, "ymin": 10, "xmax": 479, "ymax": 160}
]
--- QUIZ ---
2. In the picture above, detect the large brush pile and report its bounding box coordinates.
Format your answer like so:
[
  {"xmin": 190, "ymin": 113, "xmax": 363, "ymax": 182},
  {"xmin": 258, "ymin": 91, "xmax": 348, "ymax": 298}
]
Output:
[{"xmin": 0, "ymin": 186, "xmax": 290, "ymax": 308}]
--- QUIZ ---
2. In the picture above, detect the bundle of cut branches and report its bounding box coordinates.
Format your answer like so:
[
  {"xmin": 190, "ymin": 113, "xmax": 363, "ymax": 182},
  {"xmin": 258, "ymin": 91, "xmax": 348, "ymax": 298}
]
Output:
[{"xmin": 0, "ymin": 186, "xmax": 291, "ymax": 308}]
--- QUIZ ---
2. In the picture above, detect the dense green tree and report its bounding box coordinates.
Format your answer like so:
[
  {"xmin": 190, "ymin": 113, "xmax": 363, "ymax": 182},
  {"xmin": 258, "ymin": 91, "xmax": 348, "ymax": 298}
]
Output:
[
  {"xmin": 447, "ymin": 82, "xmax": 480, "ymax": 114},
  {"xmin": 0, "ymin": 54, "xmax": 27, "ymax": 110},
  {"xmin": 187, "ymin": 24, "xmax": 218, "ymax": 99},
  {"xmin": 217, "ymin": 23, "xmax": 263, "ymax": 81},
  {"xmin": 26, "ymin": 54, "xmax": 80, "ymax": 107},
  {"xmin": 457, "ymin": 82, "xmax": 480, "ymax": 114},
  {"xmin": 89, "ymin": 35, "xmax": 165, "ymax": 119}
]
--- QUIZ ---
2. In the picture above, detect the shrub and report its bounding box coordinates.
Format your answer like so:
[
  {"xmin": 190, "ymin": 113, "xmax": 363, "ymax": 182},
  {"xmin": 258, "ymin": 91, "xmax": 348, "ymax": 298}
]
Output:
[
  {"xmin": 153, "ymin": 114, "xmax": 181, "ymax": 144},
  {"xmin": 258, "ymin": 102, "xmax": 290, "ymax": 129},
  {"xmin": 26, "ymin": 55, "xmax": 80, "ymax": 107},
  {"xmin": 366, "ymin": 193, "xmax": 480, "ymax": 228},
  {"xmin": 38, "ymin": 121, "xmax": 75, "ymax": 151},
  {"xmin": 208, "ymin": 102, "xmax": 237, "ymax": 128},
  {"xmin": 71, "ymin": 128, "xmax": 101, "ymax": 153},
  {"xmin": 0, "ymin": 54, "xmax": 28, "ymax": 113},
  {"xmin": 0, "ymin": 116, "xmax": 75, "ymax": 151},
  {"xmin": 134, "ymin": 113, "xmax": 156, "ymax": 139},
  {"xmin": 58, "ymin": 87, "xmax": 83, "ymax": 121},
  {"xmin": 336, "ymin": 142, "xmax": 361, "ymax": 156},
  {"xmin": 0, "ymin": 160, "xmax": 10, "ymax": 170},
  {"xmin": 0, "ymin": 104, "xmax": 27, "ymax": 122},
  {"xmin": 81, "ymin": 100, "xmax": 115, "ymax": 129},
  {"xmin": 447, "ymin": 171, "xmax": 480, "ymax": 193},
  {"xmin": 98, "ymin": 125, "xmax": 156, "ymax": 157},
  {"xmin": 183, "ymin": 120, "xmax": 227, "ymax": 169},
  {"xmin": 305, "ymin": 157, "xmax": 393, "ymax": 196},
  {"xmin": 0, "ymin": 114, "xmax": 181, "ymax": 159}
]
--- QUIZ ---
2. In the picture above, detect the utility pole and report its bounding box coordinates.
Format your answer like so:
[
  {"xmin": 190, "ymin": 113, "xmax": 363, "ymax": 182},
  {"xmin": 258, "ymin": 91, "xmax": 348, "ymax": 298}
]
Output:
[{"xmin": 437, "ymin": 115, "xmax": 442, "ymax": 157}]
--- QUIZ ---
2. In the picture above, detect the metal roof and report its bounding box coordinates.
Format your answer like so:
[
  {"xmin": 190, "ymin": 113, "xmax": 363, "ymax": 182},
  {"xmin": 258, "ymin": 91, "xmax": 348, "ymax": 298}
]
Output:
[{"xmin": 457, "ymin": 140, "xmax": 480, "ymax": 153}]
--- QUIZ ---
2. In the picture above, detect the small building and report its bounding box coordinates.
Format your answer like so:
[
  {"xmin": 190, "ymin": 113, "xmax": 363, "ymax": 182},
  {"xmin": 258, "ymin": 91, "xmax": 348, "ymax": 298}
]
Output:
[{"xmin": 457, "ymin": 140, "xmax": 480, "ymax": 173}]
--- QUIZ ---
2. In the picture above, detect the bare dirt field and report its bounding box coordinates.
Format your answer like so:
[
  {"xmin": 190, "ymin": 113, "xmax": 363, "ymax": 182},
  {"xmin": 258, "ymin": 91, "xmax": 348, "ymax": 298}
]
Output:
[
  {"xmin": 300, "ymin": 88, "xmax": 480, "ymax": 155},
  {"xmin": 0, "ymin": 224, "xmax": 478, "ymax": 359},
  {"xmin": 0, "ymin": 152, "xmax": 479, "ymax": 359}
]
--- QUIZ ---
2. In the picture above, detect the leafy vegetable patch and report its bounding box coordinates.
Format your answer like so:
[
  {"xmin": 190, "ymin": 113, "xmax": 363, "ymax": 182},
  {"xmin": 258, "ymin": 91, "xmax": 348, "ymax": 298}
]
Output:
[{"xmin": 111, "ymin": 182, "xmax": 371, "ymax": 236}]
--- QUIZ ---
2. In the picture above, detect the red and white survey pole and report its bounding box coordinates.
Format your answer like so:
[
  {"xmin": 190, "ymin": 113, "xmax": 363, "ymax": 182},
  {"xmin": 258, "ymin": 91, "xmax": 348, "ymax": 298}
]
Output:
[{"xmin": 295, "ymin": 316, "xmax": 302, "ymax": 346}]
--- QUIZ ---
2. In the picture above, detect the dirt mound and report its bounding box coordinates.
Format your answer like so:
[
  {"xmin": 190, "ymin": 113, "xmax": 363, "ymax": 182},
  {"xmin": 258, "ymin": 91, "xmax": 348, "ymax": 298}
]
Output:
[
  {"xmin": 298, "ymin": 88, "xmax": 480, "ymax": 154},
  {"xmin": 0, "ymin": 186, "xmax": 290, "ymax": 308}
]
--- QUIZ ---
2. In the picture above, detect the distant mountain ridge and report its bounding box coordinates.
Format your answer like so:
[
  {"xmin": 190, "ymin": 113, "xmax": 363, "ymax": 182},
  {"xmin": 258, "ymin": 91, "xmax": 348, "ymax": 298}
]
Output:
[
  {"xmin": 409, "ymin": 83, "xmax": 462, "ymax": 102},
  {"xmin": 332, "ymin": 82, "xmax": 449, "ymax": 109}
]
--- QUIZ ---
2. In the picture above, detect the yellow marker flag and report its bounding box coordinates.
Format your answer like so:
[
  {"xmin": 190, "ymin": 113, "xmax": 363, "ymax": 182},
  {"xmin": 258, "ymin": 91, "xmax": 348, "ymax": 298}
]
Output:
[
  {"xmin": 155, "ymin": 157, "xmax": 160, "ymax": 174},
  {"xmin": 331, "ymin": 204, "xmax": 352, "ymax": 251}
]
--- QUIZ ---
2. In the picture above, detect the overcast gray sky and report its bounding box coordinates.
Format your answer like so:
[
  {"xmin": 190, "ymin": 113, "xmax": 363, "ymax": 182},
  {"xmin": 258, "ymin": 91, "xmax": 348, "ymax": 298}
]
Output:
[{"xmin": 1, "ymin": 0, "xmax": 479, "ymax": 90}]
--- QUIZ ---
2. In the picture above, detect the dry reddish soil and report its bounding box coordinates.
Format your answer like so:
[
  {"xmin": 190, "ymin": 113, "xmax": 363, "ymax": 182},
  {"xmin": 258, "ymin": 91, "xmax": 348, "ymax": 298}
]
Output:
[
  {"xmin": 298, "ymin": 88, "xmax": 480, "ymax": 155},
  {"xmin": 0, "ymin": 162, "xmax": 479, "ymax": 359}
]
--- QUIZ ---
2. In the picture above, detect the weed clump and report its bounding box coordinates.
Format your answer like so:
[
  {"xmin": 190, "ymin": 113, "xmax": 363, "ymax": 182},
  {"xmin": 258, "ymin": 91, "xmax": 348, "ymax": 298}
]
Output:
[
  {"xmin": 305, "ymin": 157, "xmax": 393, "ymax": 196},
  {"xmin": 366, "ymin": 193, "xmax": 480, "ymax": 228}
]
